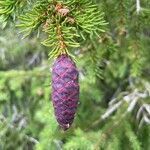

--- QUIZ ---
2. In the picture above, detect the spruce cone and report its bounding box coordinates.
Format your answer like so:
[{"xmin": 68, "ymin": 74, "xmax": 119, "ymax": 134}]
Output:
[{"xmin": 52, "ymin": 54, "xmax": 79, "ymax": 130}]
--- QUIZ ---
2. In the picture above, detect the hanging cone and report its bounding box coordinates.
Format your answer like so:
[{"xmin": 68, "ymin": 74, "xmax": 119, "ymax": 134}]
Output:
[{"xmin": 52, "ymin": 54, "xmax": 79, "ymax": 130}]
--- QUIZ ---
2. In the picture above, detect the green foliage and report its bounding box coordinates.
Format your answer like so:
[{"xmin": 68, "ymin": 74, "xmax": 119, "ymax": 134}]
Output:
[
  {"xmin": 0, "ymin": 0, "xmax": 107, "ymax": 58},
  {"xmin": 0, "ymin": 0, "xmax": 29, "ymax": 28},
  {"xmin": 0, "ymin": 27, "xmax": 48, "ymax": 70},
  {"xmin": 0, "ymin": 0, "xmax": 150, "ymax": 150},
  {"xmin": 0, "ymin": 69, "xmax": 50, "ymax": 149},
  {"xmin": 125, "ymin": 123, "xmax": 141, "ymax": 150},
  {"xmin": 17, "ymin": 0, "xmax": 49, "ymax": 38},
  {"xmin": 64, "ymin": 129, "xmax": 101, "ymax": 150}
]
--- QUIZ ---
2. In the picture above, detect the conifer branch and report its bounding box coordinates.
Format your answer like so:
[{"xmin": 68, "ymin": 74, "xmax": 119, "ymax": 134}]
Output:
[
  {"xmin": 0, "ymin": 0, "xmax": 29, "ymax": 28},
  {"xmin": 0, "ymin": 0, "xmax": 107, "ymax": 58}
]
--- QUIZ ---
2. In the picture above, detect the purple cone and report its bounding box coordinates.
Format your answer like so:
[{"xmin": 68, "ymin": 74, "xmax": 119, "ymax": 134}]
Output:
[{"xmin": 52, "ymin": 54, "xmax": 79, "ymax": 130}]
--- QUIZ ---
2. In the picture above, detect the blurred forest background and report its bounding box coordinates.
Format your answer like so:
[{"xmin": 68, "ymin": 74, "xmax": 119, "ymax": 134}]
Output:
[{"xmin": 0, "ymin": 0, "xmax": 150, "ymax": 150}]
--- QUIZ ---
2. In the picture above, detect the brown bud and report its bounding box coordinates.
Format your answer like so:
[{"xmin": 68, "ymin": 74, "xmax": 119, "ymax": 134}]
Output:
[
  {"xmin": 67, "ymin": 17, "xmax": 75, "ymax": 24},
  {"xmin": 58, "ymin": 8, "xmax": 70, "ymax": 16}
]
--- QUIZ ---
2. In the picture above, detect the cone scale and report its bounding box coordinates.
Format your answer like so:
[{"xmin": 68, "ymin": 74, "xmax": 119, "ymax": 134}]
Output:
[{"xmin": 52, "ymin": 54, "xmax": 79, "ymax": 130}]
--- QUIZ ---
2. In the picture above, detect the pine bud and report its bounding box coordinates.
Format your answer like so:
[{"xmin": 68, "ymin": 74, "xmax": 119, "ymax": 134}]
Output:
[{"xmin": 52, "ymin": 54, "xmax": 79, "ymax": 130}]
